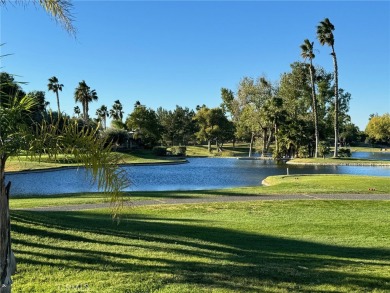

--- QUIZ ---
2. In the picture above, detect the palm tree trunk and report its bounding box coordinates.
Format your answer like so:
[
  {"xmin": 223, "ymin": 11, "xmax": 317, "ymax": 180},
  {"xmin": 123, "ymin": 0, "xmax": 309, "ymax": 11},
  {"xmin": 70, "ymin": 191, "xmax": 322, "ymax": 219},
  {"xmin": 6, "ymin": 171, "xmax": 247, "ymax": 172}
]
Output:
[
  {"xmin": 0, "ymin": 155, "xmax": 15, "ymax": 293},
  {"xmin": 309, "ymin": 62, "xmax": 319, "ymax": 158},
  {"xmin": 332, "ymin": 46, "xmax": 339, "ymax": 157},
  {"xmin": 56, "ymin": 91, "xmax": 61, "ymax": 119}
]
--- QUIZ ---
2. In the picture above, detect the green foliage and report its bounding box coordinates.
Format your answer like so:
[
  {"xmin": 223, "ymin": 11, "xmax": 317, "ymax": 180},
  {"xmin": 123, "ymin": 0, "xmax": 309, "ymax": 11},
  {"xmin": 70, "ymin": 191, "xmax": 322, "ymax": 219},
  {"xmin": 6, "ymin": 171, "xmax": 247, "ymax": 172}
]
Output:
[
  {"xmin": 297, "ymin": 145, "xmax": 309, "ymax": 158},
  {"xmin": 125, "ymin": 104, "xmax": 161, "ymax": 147},
  {"xmin": 365, "ymin": 113, "xmax": 390, "ymax": 144},
  {"xmin": 337, "ymin": 148, "xmax": 351, "ymax": 157},
  {"xmin": 157, "ymin": 106, "xmax": 196, "ymax": 146},
  {"xmin": 152, "ymin": 146, "xmax": 167, "ymax": 156},
  {"xmin": 109, "ymin": 99, "xmax": 124, "ymax": 121},
  {"xmin": 170, "ymin": 146, "xmax": 186, "ymax": 156},
  {"xmin": 101, "ymin": 128, "xmax": 129, "ymax": 146},
  {"xmin": 193, "ymin": 107, "xmax": 233, "ymax": 150},
  {"xmin": 74, "ymin": 80, "xmax": 98, "ymax": 122},
  {"xmin": 318, "ymin": 141, "xmax": 331, "ymax": 157}
]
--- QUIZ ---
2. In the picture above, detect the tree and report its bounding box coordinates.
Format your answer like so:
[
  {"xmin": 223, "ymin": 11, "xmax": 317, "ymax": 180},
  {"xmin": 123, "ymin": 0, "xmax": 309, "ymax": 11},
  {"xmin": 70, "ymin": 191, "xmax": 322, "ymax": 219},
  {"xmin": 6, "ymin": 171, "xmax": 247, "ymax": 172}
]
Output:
[
  {"xmin": 339, "ymin": 122, "xmax": 361, "ymax": 146},
  {"xmin": 125, "ymin": 103, "xmax": 161, "ymax": 148},
  {"xmin": 74, "ymin": 105, "xmax": 81, "ymax": 118},
  {"xmin": 278, "ymin": 62, "xmax": 313, "ymax": 158},
  {"xmin": 365, "ymin": 113, "xmax": 390, "ymax": 145},
  {"xmin": 25, "ymin": 90, "xmax": 49, "ymax": 124},
  {"xmin": 0, "ymin": 86, "xmax": 128, "ymax": 292},
  {"xmin": 317, "ymin": 18, "xmax": 339, "ymax": 157},
  {"xmin": 193, "ymin": 107, "xmax": 232, "ymax": 153},
  {"xmin": 74, "ymin": 80, "xmax": 98, "ymax": 123},
  {"xmin": 47, "ymin": 76, "xmax": 63, "ymax": 119},
  {"xmin": 300, "ymin": 39, "xmax": 319, "ymax": 157},
  {"xmin": 0, "ymin": 72, "xmax": 25, "ymax": 105},
  {"xmin": 109, "ymin": 99, "xmax": 124, "ymax": 122},
  {"xmin": 157, "ymin": 106, "xmax": 196, "ymax": 146},
  {"xmin": 96, "ymin": 104, "xmax": 109, "ymax": 130},
  {"xmin": 235, "ymin": 76, "xmax": 274, "ymax": 157}
]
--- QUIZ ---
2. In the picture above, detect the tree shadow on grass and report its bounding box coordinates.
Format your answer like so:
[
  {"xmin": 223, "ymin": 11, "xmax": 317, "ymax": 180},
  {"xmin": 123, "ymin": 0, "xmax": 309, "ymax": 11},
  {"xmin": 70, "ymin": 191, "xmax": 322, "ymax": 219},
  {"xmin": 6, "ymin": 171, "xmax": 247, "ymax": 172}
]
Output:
[{"xmin": 10, "ymin": 210, "xmax": 390, "ymax": 292}]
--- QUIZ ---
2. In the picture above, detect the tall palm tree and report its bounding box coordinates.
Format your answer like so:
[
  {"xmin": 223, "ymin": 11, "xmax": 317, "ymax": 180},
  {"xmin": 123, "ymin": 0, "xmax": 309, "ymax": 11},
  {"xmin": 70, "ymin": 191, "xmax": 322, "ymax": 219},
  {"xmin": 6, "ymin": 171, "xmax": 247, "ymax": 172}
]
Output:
[
  {"xmin": 317, "ymin": 18, "xmax": 339, "ymax": 157},
  {"xmin": 74, "ymin": 80, "xmax": 98, "ymax": 123},
  {"xmin": 109, "ymin": 99, "xmax": 124, "ymax": 121},
  {"xmin": 300, "ymin": 39, "xmax": 319, "ymax": 158},
  {"xmin": 47, "ymin": 76, "xmax": 64, "ymax": 119},
  {"xmin": 96, "ymin": 105, "xmax": 109, "ymax": 129}
]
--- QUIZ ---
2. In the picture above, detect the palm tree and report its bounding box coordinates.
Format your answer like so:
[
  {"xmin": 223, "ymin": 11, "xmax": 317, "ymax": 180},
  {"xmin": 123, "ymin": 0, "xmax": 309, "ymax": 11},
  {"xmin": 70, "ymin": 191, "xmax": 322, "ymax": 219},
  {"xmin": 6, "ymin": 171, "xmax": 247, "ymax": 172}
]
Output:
[
  {"xmin": 109, "ymin": 99, "xmax": 124, "ymax": 121},
  {"xmin": 300, "ymin": 39, "xmax": 319, "ymax": 158},
  {"xmin": 74, "ymin": 80, "xmax": 98, "ymax": 123},
  {"xmin": 74, "ymin": 105, "xmax": 81, "ymax": 118},
  {"xmin": 96, "ymin": 105, "xmax": 109, "ymax": 129},
  {"xmin": 317, "ymin": 18, "xmax": 339, "ymax": 157},
  {"xmin": 47, "ymin": 76, "xmax": 64, "ymax": 119}
]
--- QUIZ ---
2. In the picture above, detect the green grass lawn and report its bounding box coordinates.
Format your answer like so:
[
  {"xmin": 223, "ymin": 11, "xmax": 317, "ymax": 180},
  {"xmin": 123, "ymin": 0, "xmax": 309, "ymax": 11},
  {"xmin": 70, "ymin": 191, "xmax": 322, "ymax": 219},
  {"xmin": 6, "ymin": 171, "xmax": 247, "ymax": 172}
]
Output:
[
  {"xmin": 11, "ymin": 200, "xmax": 390, "ymax": 292},
  {"xmin": 186, "ymin": 143, "xmax": 250, "ymax": 157},
  {"xmin": 5, "ymin": 151, "xmax": 184, "ymax": 173},
  {"xmin": 289, "ymin": 157, "xmax": 390, "ymax": 166}
]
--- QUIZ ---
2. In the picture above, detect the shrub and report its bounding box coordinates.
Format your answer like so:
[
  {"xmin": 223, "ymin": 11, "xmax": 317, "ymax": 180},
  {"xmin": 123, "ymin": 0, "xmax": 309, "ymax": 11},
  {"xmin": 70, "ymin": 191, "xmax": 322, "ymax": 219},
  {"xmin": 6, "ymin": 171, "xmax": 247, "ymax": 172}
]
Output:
[
  {"xmin": 338, "ymin": 148, "xmax": 351, "ymax": 157},
  {"xmin": 171, "ymin": 146, "xmax": 186, "ymax": 156},
  {"xmin": 298, "ymin": 146, "xmax": 309, "ymax": 158},
  {"xmin": 152, "ymin": 146, "xmax": 167, "ymax": 156},
  {"xmin": 318, "ymin": 141, "xmax": 331, "ymax": 158},
  {"xmin": 101, "ymin": 128, "xmax": 129, "ymax": 146}
]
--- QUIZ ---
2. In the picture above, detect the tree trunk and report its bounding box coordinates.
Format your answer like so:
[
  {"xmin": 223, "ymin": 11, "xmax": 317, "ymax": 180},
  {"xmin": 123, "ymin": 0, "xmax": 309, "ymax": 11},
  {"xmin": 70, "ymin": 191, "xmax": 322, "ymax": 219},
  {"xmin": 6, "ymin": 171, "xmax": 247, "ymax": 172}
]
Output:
[
  {"xmin": 207, "ymin": 140, "xmax": 211, "ymax": 153},
  {"xmin": 261, "ymin": 129, "xmax": 268, "ymax": 157},
  {"xmin": 265, "ymin": 128, "xmax": 274, "ymax": 155},
  {"xmin": 309, "ymin": 61, "xmax": 319, "ymax": 158},
  {"xmin": 274, "ymin": 123, "xmax": 279, "ymax": 158},
  {"xmin": 332, "ymin": 46, "xmax": 339, "ymax": 157},
  {"xmin": 248, "ymin": 133, "xmax": 254, "ymax": 157},
  {"xmin": 0, "ymin": 156, "xmax": 15, "ymax": 293},
  {"xmin": 56, "ymin": 91, "xmax": 61, "ymax": 120}
]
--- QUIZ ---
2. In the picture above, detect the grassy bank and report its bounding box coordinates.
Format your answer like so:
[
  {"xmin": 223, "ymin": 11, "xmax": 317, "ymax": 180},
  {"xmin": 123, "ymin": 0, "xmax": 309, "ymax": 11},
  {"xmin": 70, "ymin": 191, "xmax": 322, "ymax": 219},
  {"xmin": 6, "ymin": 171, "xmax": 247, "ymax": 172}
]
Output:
[
  {"xmin": 5, "ymin": 151, "xmax": 185, "ymax": 173},
  {"xmin": 11, "ymin": 200, "xmax": 390, "ymax": 292},
  {"xmin": 10, "ymin": 175, "xmax": 390, "ymax": 210},
  {"xmin": 288, "ymin": 157, "xmax": 390, "ymax": 166}
]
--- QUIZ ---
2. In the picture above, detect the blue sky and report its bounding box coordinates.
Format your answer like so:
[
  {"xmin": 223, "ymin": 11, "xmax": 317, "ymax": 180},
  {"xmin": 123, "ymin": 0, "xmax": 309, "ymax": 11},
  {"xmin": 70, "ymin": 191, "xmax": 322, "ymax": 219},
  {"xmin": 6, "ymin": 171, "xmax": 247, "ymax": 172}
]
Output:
[{"xmin": 1, "ymin": 1, "xmax": 389, "ymax": 130}]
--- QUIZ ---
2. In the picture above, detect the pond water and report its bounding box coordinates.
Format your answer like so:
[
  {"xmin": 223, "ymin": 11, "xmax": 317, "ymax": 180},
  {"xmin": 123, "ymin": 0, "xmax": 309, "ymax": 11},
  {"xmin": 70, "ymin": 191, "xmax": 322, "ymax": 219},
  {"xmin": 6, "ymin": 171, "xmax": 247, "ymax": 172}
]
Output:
[
  {"xmin": 6, "ymin": 157, "xmax": 390, "ymax": 195},
  {"xmin": 351, "ymin": 151, "xmax": 390, "ymax": 161}
]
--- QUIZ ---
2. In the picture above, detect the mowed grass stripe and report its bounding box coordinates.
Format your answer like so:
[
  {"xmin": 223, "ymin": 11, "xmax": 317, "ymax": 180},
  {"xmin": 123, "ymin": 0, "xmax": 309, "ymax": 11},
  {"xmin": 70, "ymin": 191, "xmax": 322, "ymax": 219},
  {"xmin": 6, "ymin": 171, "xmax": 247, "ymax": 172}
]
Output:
[{"xmin": 11, "ymin": 200, "xmax": 390, "ymax": 292}]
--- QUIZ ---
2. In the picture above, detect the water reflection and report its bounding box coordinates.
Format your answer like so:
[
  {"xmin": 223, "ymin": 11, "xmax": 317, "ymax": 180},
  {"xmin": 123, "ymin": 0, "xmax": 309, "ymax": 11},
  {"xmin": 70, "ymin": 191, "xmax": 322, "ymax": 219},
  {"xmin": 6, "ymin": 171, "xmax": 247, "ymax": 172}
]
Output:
[
  {"xmin": 6, "ymin": 158, "xmax": 390, "ymax": 195},
  {"xmin": 351, "ymin": 152, "xmax": 390, "ymax": 161}
]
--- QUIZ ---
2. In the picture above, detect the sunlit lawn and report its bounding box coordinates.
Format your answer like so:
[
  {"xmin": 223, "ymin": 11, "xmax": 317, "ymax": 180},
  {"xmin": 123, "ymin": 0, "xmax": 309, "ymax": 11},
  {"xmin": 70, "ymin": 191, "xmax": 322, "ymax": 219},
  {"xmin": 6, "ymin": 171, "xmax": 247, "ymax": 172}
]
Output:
[
  {"xmin": 11, "ymin": 200, "xmax": 390, "ymax": 292},
  {"xmin": 289, "ymin": 157, "xmax": 390, "ymax": 166}
]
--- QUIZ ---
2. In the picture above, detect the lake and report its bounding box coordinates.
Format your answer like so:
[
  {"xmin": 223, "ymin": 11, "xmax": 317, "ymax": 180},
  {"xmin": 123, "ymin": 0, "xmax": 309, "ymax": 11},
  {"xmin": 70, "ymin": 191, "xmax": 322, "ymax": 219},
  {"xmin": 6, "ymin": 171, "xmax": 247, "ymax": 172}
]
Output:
[{"xmin": 6, "ymin": 157, "xmax": 390, "ymax": 195}]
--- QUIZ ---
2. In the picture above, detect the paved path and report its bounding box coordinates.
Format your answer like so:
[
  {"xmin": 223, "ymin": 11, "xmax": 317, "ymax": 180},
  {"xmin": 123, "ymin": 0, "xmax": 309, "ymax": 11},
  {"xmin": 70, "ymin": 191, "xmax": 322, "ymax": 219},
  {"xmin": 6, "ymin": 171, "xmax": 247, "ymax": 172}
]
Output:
[{"xmin": 19, "ymin": 194, "xmax": 390, "ymax": 212}]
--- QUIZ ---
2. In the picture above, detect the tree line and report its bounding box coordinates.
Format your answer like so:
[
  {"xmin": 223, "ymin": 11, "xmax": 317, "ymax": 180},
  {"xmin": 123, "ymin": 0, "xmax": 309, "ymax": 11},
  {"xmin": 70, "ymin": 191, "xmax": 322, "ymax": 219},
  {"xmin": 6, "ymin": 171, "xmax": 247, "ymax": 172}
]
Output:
[{"xmin": 2, "ymin": 17, "xmax": 389, "ymax": 161}]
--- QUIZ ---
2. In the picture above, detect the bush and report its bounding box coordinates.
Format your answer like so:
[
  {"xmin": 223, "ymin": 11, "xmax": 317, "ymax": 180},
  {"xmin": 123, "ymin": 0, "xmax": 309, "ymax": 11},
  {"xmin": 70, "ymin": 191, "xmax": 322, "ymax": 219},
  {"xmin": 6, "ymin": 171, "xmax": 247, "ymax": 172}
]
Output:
[
  {"xmin": 171, "ymin": 146, "xmax": 186, "ymax": 156},
  {"xmin": 338, "ymin": 148, "xmax": 351, "ymax": 157},
  {"xmin": 318, "ymin": 141, "xmax": 331, "ymax": 158},
  {"xmin": 152, "ymin": 146, "xmax": 167, "ymax": 156},
  {"xmin": 101, "ymin": 128, "xmax": 129, "ymax": 146},
  {"xmin": 298, "ymin": 146, "xmax": 309, "ymax": 158}
]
